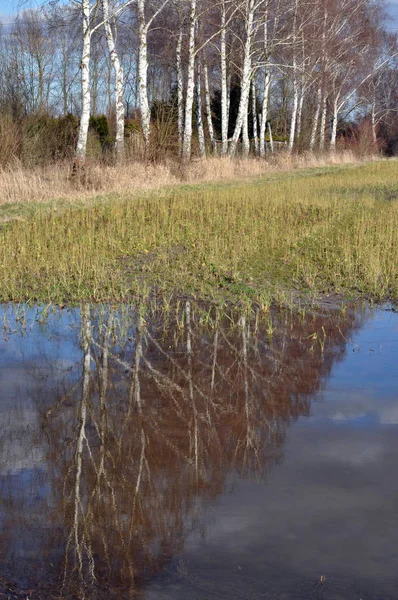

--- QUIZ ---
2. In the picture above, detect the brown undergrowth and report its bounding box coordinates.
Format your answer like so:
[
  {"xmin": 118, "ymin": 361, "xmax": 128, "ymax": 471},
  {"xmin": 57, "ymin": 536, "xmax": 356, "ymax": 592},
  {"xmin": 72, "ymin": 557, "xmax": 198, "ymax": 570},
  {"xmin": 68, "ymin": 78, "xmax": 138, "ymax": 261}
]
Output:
[{"xmin": 0, "ymin": 151, "xmax": 381, "ymax": 207}]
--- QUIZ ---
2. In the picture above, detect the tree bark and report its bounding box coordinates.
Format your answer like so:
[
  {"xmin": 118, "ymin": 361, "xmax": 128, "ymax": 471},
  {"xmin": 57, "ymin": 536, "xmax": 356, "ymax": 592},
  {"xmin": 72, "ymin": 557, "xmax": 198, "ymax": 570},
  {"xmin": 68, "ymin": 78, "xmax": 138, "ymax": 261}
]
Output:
[
  {"xmin": 196, "ymin": 63, "xmax": 206, "ymax": 157},
  {"xmin": 267, "ymin": 120, "xmax": 274, "ymax": 153},
  {"xmin": 288, "ymin": 0, "xmax": 299, "ymax": 152},
  {"xmin": 251, "ymin": 78, "xmax": 259, "ymax": 155},
  {"xmin": 75, "ymin": 0, "xmax": 91, "ymax": 162},
  {"xmin": 259, "ymin": 69, "xmax": 270, "ymax": 157},
  {"xmin": 330, "ymin": 99, "xmax": 338, "ymax": 149},
  {"xmin": 181, "ymin": 0, "xmax": 196, "ymax": 163},
  {"xmin": 228, "ymin": 0, "xmax": 254, "ymax": 157},
  {"xmin": 242, "ymin": 100, "xmax": 249, "ymax": 156},
  {"xmin": 220, "ymin": 0, "xmax": 228, "ymax": 155},
  {"xmin": 295, "ymin": 87, "xmax": 304, "ymax": 145},
  {"xmin": 102, "ymin": 0, "xmax": 125, "ymax": 157},
  {"xmin": 137, "ymin": 0, "xmax": 150, "ymax": 153},
  {"xmin": 203, "ymin": 61, "xmax": 217, "ymax": 152},
  {"xmin": 371, "ymin": 92, "xmax": 377, "ymax": 145},
  {"xmin": 176, "ymin": 28, "xmax": 184, "ymax": 157},
  {"xmin": 309, "ymin": 84, "xmax": 321, "ymax": 151},
  {"xmin": 319, "ymin": 92, "xmax": 327, "ymax": 151}
]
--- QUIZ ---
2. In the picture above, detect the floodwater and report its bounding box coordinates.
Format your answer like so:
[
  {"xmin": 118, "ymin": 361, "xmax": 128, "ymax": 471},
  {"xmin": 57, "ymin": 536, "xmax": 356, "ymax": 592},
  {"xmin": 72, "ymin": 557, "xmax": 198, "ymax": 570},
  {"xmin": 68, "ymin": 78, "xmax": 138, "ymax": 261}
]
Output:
[{"xmin": 0, "ymin": 302, "xmax": 397, "ymax": 600}]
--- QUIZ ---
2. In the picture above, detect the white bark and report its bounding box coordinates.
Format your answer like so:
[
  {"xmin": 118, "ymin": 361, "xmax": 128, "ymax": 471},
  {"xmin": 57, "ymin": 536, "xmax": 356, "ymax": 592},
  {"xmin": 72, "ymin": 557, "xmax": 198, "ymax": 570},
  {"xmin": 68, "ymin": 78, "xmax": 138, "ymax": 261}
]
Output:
[
  {"xmin": 330, "ymin": 99, "xmax": 338, "ymax": 149},
  {"xmin": 319, "ymin": 92, "xmax": 327, "ymax": 151},
  {"xmin": 259, "ymin": 69, "xmax": 270, "ymax": 157},
  {"xmin": 251, "ymin": 78, "xmax": 259, "ymax": 155},
  {"xmin": 196, "ymin": 63, "xmax": 206, "ymax": 157},
  {"xmin": 309, "ymin": 84, "xmax": 321, "ymax": 151},
  {"xmin": 138, "ymin": 0, "xmax": 150, "ymax": 151},
  {"xmin": 267, "ymin": 120, "xmax": 274, "ymax": 153},
  {"xmin": 203, "ymin": 62, "xmax": 217, "ymax": 152},
  {"xmin": 288, "ymin": 73, "xmax": 299, "ymax": 152},
  {"xmin": 288, "ymin": 0, "xmax": 299, "ymax": 152},
  {"xmin": 296, "ymin": 87, "xmax": 304, "ymax": 144},
  {"xmin": 259, "ymin": 17, "xmax": 270, "ymax": 158},
  {"xmin": 242, "ymin": 100, "xmax": 249, "ymax": 156},
  {"xmin": 228, "ymin": 0, "xmax": 255, "ymax": 157},
  {"xmin": 75, "ymin": 0, "xmax": 91, "ymax": 162},
  {"xmin": 220, "ymin": 0, "xmax": 228, "ymax": 155},
  {"xmin": 371, "ymin": 93, "xmax": 377, "ymax": 145},
  {"xmin": 226, "ymin": 72, "xmax": 231, "ymax": 127},
  {"xmin": 182, "ymin": 0, "xmax": 196, "ymax": 162},
  {"xmin": 102, "ymin": 0, "xmax": 124, "ymax": 157},
  {"xmin": 176, "ymin": 29, "xmax": 184, "ymax": 156}
]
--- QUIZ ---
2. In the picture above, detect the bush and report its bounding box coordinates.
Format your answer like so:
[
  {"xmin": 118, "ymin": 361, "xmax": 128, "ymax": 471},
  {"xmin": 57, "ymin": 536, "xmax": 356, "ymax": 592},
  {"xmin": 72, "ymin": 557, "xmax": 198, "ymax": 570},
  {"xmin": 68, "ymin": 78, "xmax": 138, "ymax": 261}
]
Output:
[
  {"xmin": 19, "ymin": 113, "xmax": 79, "ymax": 166},
  {"xmin": 0, "ymin": 115, "xmax": 22, "ymax": 167}
]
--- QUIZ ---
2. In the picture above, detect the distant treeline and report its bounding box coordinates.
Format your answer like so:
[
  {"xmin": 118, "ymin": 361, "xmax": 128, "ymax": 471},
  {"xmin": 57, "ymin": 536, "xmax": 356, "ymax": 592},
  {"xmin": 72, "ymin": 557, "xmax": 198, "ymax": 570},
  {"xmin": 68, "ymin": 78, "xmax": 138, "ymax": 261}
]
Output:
[{"xmin": 0, "ymin": 0, "xmax": 397, "ymax": 165}]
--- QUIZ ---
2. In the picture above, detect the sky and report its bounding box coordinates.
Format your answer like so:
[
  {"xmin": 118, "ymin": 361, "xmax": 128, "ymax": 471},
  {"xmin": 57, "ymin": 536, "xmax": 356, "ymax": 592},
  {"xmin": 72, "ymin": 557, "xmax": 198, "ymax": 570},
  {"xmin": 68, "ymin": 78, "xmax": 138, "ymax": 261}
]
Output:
[{"xmin": 0, "ymin": 0, "xmax": 398, "ymax": 28}]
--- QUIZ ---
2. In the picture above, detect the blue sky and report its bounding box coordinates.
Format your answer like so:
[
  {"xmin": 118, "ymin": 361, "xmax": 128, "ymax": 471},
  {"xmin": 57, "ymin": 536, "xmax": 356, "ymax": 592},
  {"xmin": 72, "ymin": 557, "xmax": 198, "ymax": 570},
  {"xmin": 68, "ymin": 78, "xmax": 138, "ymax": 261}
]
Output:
[{"xmin": 1, "ymin": 0, "xmax": 397, "ymax": 29}]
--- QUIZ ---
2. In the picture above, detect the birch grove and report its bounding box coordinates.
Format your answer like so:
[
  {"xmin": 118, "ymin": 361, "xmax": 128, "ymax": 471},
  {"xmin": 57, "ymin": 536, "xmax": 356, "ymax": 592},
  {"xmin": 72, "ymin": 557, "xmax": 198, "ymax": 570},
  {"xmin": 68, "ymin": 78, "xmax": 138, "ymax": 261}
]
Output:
[{"xmin": 0, "ymin": 0, "xmax": 396, "ymax": 164}]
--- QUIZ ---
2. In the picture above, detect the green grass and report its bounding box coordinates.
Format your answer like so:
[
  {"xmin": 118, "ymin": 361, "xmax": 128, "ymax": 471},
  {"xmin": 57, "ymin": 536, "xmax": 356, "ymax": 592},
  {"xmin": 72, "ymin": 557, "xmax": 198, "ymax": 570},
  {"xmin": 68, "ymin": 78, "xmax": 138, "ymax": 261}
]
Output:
[{"xmin": 1, "ymin": 161, "xmax": 397, "ymax": 306}]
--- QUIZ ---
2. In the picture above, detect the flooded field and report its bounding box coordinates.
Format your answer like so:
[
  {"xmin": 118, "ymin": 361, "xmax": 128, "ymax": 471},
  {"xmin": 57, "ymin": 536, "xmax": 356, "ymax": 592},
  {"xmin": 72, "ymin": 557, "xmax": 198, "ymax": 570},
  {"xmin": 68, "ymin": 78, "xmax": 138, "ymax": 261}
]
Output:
[{"xmin": 0, "ymin": 302, "xmax": 397, "ymax": 600}]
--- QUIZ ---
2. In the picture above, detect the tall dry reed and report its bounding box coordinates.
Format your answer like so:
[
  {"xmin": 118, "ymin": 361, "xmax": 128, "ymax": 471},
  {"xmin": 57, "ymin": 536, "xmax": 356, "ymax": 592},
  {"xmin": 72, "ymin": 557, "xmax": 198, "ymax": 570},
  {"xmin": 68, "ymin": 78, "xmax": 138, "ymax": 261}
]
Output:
[{"xmin": 0, "ymin": 151, "xmax": 380, "ymax": 208}]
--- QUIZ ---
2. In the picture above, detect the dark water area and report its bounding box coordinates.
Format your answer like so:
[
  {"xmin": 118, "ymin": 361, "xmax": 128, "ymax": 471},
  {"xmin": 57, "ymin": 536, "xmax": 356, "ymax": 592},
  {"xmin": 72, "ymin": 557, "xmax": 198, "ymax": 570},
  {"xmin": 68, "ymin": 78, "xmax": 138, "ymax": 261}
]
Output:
[{"xmin": 0, "ymin": 302, "xmax": 397, "ymax": 600}]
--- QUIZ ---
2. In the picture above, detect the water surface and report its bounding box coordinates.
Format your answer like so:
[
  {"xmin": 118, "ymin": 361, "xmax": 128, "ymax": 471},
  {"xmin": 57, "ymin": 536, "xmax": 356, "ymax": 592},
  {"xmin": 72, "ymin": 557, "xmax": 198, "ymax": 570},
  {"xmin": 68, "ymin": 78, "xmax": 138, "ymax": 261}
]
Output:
[{"xmin": 0, "ymin": 303, "xmax": 397, "ymax": 599}]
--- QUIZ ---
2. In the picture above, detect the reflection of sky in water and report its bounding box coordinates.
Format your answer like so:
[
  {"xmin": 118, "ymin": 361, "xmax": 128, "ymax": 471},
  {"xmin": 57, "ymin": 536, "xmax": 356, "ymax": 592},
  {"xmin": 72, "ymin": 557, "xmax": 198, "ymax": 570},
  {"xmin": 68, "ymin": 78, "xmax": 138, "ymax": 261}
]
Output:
[
  {"xmin": 0, "ymin": 305, "xmax": 397, "ymax": 599},
  {"xmin": 144, "ymin": 308, "xmax": 398, "ymax": 600},
  {"xmin": 311, "ymin": 309, "xmax": 398, "ymax": 429},
  {"xmin": 0, "ymin": 306, "xmax": 81, "ymax": 474}
]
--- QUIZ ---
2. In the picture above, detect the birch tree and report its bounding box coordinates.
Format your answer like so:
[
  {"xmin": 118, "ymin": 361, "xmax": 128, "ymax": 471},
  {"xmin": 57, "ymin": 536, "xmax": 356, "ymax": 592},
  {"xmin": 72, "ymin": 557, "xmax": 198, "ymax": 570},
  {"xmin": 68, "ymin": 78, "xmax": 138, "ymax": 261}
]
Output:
[
  {"xmin": 228, "ymin": 0, "xmax": 257, "ymax": 157},
  {"xmin": 220, "ymin": 0, "xmax": 229, "ymax": 155},
  {"xmin": 203, "ymin": 61, "xmax": 217, "ymax": 152},
  {"xmin": 196, "ymin": 61, "xmax": 206, "ymax": 156},
  {"xmin": 181, "ymin": 0, "xmax": 197, "ymax": 162},
  {"xmin": 74, "ymin": 0, "xmax": 133, "ymax": 164},
  {"xmin": 102, "ymin": 0, "xmax": 125, "ymax": 156},
  {"xmin": 75, "ymin": 0, "xmax": 92, "ymax": 162}
]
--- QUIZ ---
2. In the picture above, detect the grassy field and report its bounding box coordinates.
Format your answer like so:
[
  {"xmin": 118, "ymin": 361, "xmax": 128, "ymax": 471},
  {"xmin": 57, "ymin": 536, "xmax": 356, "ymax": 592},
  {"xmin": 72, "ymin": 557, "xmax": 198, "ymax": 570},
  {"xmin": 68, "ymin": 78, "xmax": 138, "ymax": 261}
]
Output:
[{"xmin": 0, "ymin": 160, "xmax": 397, "ymax": 307}]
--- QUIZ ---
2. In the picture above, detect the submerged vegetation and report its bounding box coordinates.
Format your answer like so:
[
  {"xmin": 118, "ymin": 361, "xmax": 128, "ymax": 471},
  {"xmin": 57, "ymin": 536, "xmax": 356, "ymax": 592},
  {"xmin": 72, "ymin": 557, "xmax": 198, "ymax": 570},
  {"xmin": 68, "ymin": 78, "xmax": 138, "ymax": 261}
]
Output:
[{"xmin": 0, "ymin": 160, "xmax": 397, "ymax": 306}]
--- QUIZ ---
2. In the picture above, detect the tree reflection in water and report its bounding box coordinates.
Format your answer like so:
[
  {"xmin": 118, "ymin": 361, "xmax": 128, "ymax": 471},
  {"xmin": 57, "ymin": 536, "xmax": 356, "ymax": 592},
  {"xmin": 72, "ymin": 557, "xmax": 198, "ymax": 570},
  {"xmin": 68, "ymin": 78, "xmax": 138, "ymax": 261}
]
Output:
[{"xmin": 0, "ymin": 301, "xmax": 363, "ymax": 598}]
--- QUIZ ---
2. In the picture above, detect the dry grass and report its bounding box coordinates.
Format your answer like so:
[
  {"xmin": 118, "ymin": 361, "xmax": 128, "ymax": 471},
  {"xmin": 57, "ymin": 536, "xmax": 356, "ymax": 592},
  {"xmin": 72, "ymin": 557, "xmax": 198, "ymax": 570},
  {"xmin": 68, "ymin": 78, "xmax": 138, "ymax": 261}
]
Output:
[
  {"xmin": 184, "ymin": 149, "xmax": 371, "ymax": 183},
  {"xmin": 0, "ymin": 160, "xmax": 178, "ymax": 206},
  {"xmin": 0, "ymin": 151, "xmax": 379, "ymax": 207}
]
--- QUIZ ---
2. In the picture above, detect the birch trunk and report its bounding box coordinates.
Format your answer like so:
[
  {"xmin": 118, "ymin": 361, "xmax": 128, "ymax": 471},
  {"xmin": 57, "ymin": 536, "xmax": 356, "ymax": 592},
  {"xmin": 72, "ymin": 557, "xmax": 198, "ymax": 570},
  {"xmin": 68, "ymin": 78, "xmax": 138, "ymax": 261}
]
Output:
[
  {"xmin": 330, "ymin": 100, "xmax": 338, "ymax": 149},
  {"xmin": 288, "ymin": 72, "xmax": 299, "ymax": 152},
  {"xmin": 295, "ymin": 87, "xmax": 304, "ymax": 145},
  {"xmin": 176, "ymin": 29, "xmax": 184, "ymax": 157},
  {"xmin": 220, "ymin": 0, "xmax": 228, "ymax": 155},
  {"xmin": 319, "ymin": 93, "xmax": 327, "ymax": 151},
  {"xmin": 226, "ymin": 72, "xmax": 231, "ymax": 126},
  {"xmin": 102, "ymin": 0, "xmax": 125, "ymax": 157},
  {"xmin": 259, "ymin": 69, "xmax": 270, "ymax": 157},
  {"xmin": 259, "ymin": 17, "xmax": 270, "ymax": 158},
  {"xmin": 228, "ymin": 0, "xmax": 254, "ymax": 157},
  {"xmin": 75, "ymin": 0, "xmax": 91, "ymax": 162},
  {"xmin": 182, "ymin": 0, "xmax": 196, "ymax": 163},
  {"xmin": 268, "ymin": 120, "xmax": 274, "ymax": 153},
  {"xmin": 138, "ymin": 0, "xmax": 150, "ymax": 152},
  {"xmin": 309, "ymin": 84, "xmax": 321, "ymax": 151},
  {"xmin": 196, "ymin": 64, "xmax": 206, "ymax": 157},
  {"xmin": 318, "ymin": 6, "xmax": 328, "ymax": 153},
  {"xmin": 288, "ymin": 0, "xmax": 299, "ymax": 152},
  {"xmin": 251, "ymin": 79, "xmax": 259, "ymax": 155},
  {"xmin": 371, "ymin": 92, "xmax": 377, "ymax": 145},
  {"xmin": 242, "ymin": 102, "xmax": 249, "ymax": 156},
  {"xmin": 203, "ymin": 62, "xmax": 217, "ymax": 152}
]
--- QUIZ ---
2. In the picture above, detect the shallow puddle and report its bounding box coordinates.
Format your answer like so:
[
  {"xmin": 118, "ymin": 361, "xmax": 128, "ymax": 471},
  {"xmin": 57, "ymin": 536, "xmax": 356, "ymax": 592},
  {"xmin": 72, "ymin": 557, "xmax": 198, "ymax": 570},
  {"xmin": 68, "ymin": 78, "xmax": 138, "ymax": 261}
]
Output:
[{"xmin": 0, "ymin": 302, "xmax": 397, "ymax": 599}]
